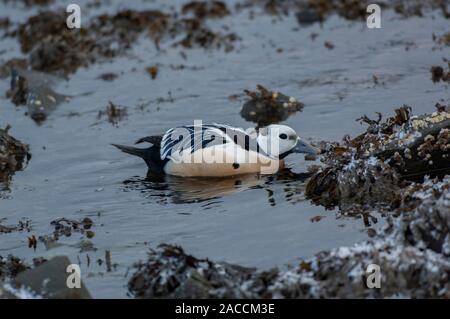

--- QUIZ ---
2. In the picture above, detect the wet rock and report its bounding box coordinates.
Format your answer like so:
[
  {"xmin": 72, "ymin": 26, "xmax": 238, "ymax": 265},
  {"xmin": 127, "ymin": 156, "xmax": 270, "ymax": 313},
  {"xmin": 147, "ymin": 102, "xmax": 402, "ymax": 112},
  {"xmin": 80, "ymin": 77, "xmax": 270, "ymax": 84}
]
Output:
[
  {"xmin": 6, "ymin": 68, "xmax": 71, "ymax": 123},
  {"xmin": 376, "ymin": 110, "xmax": 450, "ymax": 179},
  {"xmin": 338, "ymin": 158, "xmax": 401, "ymax": 212},
  {"xmin": 14, "ymin": 10, "xmax": 169, "ymax": 74},
  {"xmin": 248, "ymin": 0, "xmax": 447, "ymax": 22},
  {"xmin": 128, "ymin": 244, "xmax": 256, "ymax": 298},
  {"xmin": 14, "ymin": 256, "xmax": 92, "ymax": 299},
  {"xmin": 17, "ymin": 11, "xmax": 67, "ymax": 54},
  {"xmin": 240, "ymin": 85, "xmax": 304, "ymax": 127},
  {"xmin": 12, "ymin": 7, "xmax": 238, "ymax": 76},
  {"xmin": 0, "ymin": 125, "xmax": 31, "ymax": 185},
  {"xmin": 129, "ymin": 178, "xmax": 450, "ymax": 298},
  {"xmin": 306, "ymin": 106, "xmax": 450, "ymax": 213},
  {"xmin": 305, "ymin": 166, "xmax": 340, "ymax": 208}
]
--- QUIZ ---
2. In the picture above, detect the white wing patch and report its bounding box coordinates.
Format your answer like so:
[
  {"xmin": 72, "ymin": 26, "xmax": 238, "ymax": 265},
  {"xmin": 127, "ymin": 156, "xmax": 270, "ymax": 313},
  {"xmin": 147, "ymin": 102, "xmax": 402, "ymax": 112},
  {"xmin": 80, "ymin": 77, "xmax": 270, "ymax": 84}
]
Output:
[{"xmin": 160, "ymin": 125, "xmax": 232, "ymax": 161}]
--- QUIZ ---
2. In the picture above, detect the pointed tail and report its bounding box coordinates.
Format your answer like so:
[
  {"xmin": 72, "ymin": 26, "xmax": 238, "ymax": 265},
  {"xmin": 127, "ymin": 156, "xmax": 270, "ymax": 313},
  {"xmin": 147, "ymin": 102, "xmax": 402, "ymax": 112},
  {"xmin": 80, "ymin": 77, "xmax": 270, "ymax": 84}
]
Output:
[
  {"xmin": 112, "ymin": 144, "xmax": 152, "ymax": 160},
  {"xmin": 112, "ymin": 143, "xmax": 165, "ymax": 176}
]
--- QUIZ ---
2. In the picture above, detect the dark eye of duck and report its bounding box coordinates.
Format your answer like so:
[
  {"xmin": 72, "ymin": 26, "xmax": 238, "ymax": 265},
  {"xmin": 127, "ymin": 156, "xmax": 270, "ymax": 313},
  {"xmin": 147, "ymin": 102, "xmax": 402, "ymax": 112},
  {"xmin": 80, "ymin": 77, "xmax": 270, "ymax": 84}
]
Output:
[{"xmin": 279, "ymin": 133, "xmax": 288, "ymax": 140}]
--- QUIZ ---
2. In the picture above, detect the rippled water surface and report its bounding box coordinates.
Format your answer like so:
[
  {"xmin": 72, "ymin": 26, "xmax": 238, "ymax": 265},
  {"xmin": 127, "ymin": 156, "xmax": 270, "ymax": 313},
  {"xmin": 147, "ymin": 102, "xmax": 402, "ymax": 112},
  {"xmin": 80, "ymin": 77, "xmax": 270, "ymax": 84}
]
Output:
[{"xmin": 1, "ymin": 0, "xmax": 449, "ymax": 297}]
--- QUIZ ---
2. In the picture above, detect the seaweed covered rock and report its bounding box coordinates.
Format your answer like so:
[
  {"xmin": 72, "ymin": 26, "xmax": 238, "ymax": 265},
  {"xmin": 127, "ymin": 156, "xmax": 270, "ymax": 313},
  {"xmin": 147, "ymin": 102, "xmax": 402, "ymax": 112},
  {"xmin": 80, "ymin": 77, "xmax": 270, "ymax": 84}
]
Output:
[
  {"xmin": 128, "ymin": 178, "xmax": 450, "ymax": 298},
  {"xmin": 306, "ymin": 106, "xmax": 450, "ymax": 211},
  {"xmin": 240, "ymin": 85, "xmax": 304, "ymax": 127},
  {"xmin": 11, "ymin": 7, "xmax": 238, "ymax": 76},
  {"xmin": 270, "ymin": 177, "xmax": 450, "ymax": 298},
  {"xmin": 128, "ymin": 244, "xmax": 256, "ymax": 298},
  {"xmin": 259, "ymin": 0, "xmax": 449, "ymax": 21},
  {"xmin": 0, "ymin": 125, "xmax": 31, "ymax": 185}
]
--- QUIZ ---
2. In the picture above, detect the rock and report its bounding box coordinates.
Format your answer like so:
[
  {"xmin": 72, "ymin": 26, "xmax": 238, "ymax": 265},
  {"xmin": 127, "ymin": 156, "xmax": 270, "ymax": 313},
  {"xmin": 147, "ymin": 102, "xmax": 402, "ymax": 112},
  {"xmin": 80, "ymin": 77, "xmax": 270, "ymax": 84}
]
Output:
[
  {"xmin": 0, "ymin": 125, "xmax": 31, "ymax": 186},
  {"xmin": 240, "ymin": 85, "xmax": 304, "ymax": 127},
  {"xmin": 128, "ymin": 244, "xmax": 256, "ymax": 298},
  {"xmin": 306, "ymin": 106, "xmax": 450, "ymax": 213},
  {"xmin": 12, "ymin": 7, "xmax": 238, "ymax": 76},
  {"xmin": 14, "ymin": 256, "xmax": 92, "ymax": 299},
  {"xmin": 129, "ymin": 178, "xmax": 450, "ymax": 298},
  {"xmin": 6, "ymin": 68, "xmax": 71, "ymax": 124}
]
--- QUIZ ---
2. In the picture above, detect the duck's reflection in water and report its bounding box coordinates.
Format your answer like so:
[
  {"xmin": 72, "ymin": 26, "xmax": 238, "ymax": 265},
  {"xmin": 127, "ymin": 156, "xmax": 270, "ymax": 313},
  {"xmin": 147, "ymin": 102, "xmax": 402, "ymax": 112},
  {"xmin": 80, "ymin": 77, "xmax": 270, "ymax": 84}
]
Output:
[{"xmin": 122, "ymin": 168, "xmax": 312, "ymax": 206}]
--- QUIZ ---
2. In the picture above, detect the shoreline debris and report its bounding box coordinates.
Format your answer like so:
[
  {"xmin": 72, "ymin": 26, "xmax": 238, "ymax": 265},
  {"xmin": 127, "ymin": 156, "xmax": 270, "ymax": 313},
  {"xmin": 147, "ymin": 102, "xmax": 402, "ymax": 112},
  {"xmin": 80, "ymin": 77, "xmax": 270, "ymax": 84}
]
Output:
[
  {"xmin": 430, "ymin": 62, "xmax": 450, "ymax": 83},
  {"xmin": 97, "ymin": 101, "xmax": 128, "ymax": 125}
]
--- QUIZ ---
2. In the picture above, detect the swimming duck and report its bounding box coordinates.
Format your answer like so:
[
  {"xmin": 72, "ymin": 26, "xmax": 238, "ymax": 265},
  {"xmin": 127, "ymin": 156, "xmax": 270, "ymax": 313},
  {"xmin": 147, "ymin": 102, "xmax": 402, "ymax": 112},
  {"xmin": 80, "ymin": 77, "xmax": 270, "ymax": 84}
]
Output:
[{"xmin": 113, "ymin": 123, "xmax": 317, "ymax": 177}]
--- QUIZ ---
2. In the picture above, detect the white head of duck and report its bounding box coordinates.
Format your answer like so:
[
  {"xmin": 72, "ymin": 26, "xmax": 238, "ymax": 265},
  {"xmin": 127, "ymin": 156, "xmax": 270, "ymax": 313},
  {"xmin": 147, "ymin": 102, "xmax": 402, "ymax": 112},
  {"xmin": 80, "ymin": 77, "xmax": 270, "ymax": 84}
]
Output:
[{"xmin": 256, "ymin": 124, "xmax": 317, "ymax": 159}]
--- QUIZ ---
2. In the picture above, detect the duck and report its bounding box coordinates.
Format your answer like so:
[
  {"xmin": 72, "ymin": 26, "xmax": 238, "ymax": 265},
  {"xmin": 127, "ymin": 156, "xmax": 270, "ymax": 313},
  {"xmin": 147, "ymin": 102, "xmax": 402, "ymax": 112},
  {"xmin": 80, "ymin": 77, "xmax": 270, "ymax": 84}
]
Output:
[{"xmin": 113, "ymin": 123, "xmax": 317, "ymax": 177}]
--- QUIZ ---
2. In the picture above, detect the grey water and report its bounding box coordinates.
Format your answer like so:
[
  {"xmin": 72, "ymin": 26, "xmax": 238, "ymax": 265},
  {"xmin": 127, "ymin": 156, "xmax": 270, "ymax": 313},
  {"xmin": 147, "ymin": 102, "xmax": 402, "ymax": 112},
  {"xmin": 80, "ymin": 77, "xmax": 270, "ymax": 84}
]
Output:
[{"xmin": 0, "ymin": 0, "xmax": 449, "ymax": 297}]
